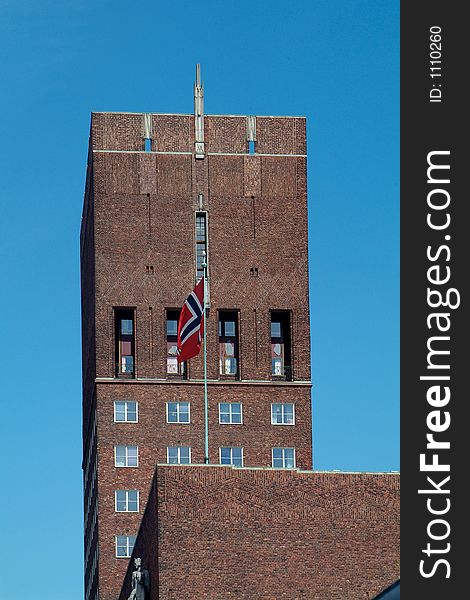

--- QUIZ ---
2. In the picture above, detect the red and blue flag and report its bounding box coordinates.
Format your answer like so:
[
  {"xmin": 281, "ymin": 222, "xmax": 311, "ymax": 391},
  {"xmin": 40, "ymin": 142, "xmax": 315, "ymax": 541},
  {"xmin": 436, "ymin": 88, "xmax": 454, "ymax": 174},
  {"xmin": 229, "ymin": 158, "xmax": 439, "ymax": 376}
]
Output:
[{"xmin": 177, "ymin": 277, "xmax": 205, "ymax": 362}]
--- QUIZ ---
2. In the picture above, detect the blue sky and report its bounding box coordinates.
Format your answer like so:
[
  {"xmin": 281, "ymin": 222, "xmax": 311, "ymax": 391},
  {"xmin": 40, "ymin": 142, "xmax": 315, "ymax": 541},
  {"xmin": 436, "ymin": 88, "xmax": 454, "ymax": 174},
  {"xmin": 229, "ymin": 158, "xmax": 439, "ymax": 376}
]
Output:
[{"xmin": 0, "ymin": 1, "xmax": 398, "ymax": 598}]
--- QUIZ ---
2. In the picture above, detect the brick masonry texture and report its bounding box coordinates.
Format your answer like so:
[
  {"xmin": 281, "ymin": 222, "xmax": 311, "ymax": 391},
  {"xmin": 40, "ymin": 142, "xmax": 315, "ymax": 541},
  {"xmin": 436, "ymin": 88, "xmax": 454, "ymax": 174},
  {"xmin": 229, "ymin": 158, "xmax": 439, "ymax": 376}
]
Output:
[
  {"xmin": 118, "ymin": 466, "xmax": 400, "ymax": 600},
  {"xmin": 81, "ymin": 112, "xmax": 313, "ymax": 600}
]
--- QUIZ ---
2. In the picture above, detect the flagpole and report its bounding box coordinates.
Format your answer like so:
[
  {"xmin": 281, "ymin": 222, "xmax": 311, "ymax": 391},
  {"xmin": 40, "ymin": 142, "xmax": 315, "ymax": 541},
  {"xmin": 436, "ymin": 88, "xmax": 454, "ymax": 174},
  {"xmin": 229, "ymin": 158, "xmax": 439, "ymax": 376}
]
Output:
[{"xmin": 202, "ymin": 252, "xmax": 209, "ymax": 464}]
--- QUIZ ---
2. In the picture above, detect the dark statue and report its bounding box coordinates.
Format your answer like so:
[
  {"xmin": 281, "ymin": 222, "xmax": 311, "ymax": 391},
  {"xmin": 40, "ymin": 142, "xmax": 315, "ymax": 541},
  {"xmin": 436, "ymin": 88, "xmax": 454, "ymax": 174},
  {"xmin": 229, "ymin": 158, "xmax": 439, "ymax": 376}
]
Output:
[{"xmin": 128, "ymin": 557, "xmax": 150, "ymax": 600}]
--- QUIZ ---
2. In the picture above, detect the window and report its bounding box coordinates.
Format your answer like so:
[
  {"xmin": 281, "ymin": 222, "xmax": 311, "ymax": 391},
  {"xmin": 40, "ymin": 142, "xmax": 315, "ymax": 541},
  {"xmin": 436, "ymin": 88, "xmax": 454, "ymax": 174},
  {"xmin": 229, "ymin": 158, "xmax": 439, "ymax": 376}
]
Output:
[
  {"xmin": 271, "ymin": 403, "xmax": 295, "ymax": 425},
  {"xmin": 271, "ymin": 311, "xmax": 292, "ymax": 380},
  {"xmin": 144, "ymin": 137, "xmax": 151, "ymax": 152},
  {"xmin": 219, "ymin": 447, "xmax": 243, "ymax": 467},
  {"xmin": 114, "ymin": 401, "xmax": 138, "ymax": 423},
  {"xmin": 115, "ymin": 535, "xmax": 136, "ymax": 558},
  {"xmin": 218, "ymin": 311, "xmax": 239, "ymax": 376},
  {"xmin": 115, "ymin": 309, "xmax": 135, "ymax": 377},
  {"xmin": 167, "ymin": 446, "xmax": 191, "ymax": 464},
  {"xmin": 115, "ymin": 490, "xmax": 139, "ymax": 512},
  {"xmin": 166, "ymin": 310, "xmax": 186, "ymax": 376},
  {"xmin": 195, "ymin": 212, "xmax": 207, "ymax": 279},
  {"xmin": 114, "ymin": 445, "xmax": 138, "ymax": 467},
  {"xmin": 219, "ymin": 403, "xmax": 242, "ymax": 424},
  {"xmin": 166, "ymin": 402, "xmax": 190, "ymax": 424},
  {"xmin": 248, "ymin": 140, "xmax": 256, "ymax": 154},
  {"xmin": 272, "ymin": 447, "xmax": 296, "ymax": 469}
]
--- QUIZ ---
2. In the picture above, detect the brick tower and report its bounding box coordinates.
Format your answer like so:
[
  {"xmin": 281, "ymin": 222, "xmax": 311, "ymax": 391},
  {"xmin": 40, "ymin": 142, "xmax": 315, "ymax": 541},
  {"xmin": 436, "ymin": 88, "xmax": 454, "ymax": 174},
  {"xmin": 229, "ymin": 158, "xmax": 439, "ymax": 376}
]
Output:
[{"xmin": 80, "ymin": 67, "xmax": 311, "ymax": 600}]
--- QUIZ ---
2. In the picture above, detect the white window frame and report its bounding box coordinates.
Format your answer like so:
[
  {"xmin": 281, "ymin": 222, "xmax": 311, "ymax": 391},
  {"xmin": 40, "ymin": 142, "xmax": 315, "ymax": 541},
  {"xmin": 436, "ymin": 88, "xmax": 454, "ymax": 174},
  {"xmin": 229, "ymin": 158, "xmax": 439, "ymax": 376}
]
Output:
[
  {"xmin": 114, "ymin": 445, "xmax": 139, "ymax": 467},
  {"xmin": 271, "ymin": 403, "xmax": 295, "ymax": 426},
  {"xmin": 218, "ymin": 402, "xmax": 243, "ymax": 425},
  {"xmin": 166, "ymin": 402, "xmax": 191, "ymax": 424},
  {"xmin": 115, "ymin": 535, "xmax": 136, "ymax": 558},
  {"xmin": 219, "ymin": 446, "xmax": 244, "ymax": 467},
  {"xmin": 114, "ymin": 400, "xmax": 138, "ymax": 423},
  {"xmin": 166, "ymin": 446, "xmax": 192, "ymax": 464},
  {"xmin": 271, "ymin": 447, "xmax": 296, "ymax": 469},
  {"xmin": 115, "ymin": 490, "xmax": 139, "ymax": 513}
]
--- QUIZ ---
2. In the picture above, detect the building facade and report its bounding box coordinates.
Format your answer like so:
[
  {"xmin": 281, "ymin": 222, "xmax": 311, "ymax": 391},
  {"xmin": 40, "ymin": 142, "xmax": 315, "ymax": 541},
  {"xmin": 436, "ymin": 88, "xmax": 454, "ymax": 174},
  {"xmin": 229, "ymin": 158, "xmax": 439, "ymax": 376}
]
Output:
[
  {"xmin": 81, "ymin": 72, "xmax": 312, "ymax": 600},
  {"xmin": 118, "ymin": 466, "xmax": 400, "ymax": 600}
]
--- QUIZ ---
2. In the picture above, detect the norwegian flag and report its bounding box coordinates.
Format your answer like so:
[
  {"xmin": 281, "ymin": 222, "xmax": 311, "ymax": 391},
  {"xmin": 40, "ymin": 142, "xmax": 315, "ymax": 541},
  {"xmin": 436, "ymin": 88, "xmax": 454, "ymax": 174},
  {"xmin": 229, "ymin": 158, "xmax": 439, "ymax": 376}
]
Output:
[{"xmin": 177, "ymin": 277, "xmax": 205, "ymax": 363}]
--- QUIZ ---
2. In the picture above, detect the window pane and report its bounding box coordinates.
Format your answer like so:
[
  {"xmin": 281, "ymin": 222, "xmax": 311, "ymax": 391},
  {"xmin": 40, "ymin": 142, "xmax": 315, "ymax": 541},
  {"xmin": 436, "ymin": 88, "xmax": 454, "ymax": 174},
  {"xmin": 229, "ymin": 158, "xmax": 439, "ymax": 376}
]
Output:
[
  {"xmin": 115, "ymin": 402, "xmax": 125, "ymax": 421},
  {"xmin": 272, "ymin": 404, "xmax": 281, "ymax": 423},
  {"xmin": 167, "ymin": 403, "xmax": 177, "ymax": 422},
  {"xmin": 116, "ymin": 536, "xmax": 127, "ymax": 556},
  {"xmin": 128, "ymin": 536, "xmax": 136, "ymax": 555},
  {"xmin": 224, "ymin": 358, "xmax": 237, "ymax": 374},
  {"xmin": 220, "ymin": 412, "xmax": 230, "ymax": 423},
  {"xmin": 116, "ymin": 491, "xmax": 126, "ymax": 511},
  {"xmin": 271, "ymin": 321, "xmax": 281, "ymax": 338},
  {"xmin": 167, "ymin": 447, "xmax": 178, "ymax": 463},
  {"xmin": 128, "ymin": 491, "xmax": 138, "ymax": 511},
  {"xmin": 167, "ymin": 356, "xmax": 178, "ymax": 374},
  {"xmin": 120, "ymin": 341, "xmax": 132, "ymax": 355},
  {"xmin": 231, "ymin": 404, "xmax": 242, "ymax": 423},
  {"xmin": 284, "ymin": 405, "xmax": 294, "ymax": 424},
  {"xmin": 115, "ymin": 446, "xmax": 126, "ymax": 466},
  {"xmin": 272, "ymin": 358, "xmax": 283, "ymax": 376},
  {"xmin": 126, "ymin": 402, "xmax": 137, "ymax": 422},
  {"xmin": 122, "ymin": 355, "xmax": 134, "ymax": 373},
  {"xmin": 232, "ymin": 448, "xmax": 243, "ymax": 466},
  {"xmin": 224, "ymin": 321, "xmax": 236, "ymax": 337},
  {"xmin": 180, "ymin": 447, "xmax": 191, "ymax": 464},
  {"xmin": 179, "ymin": 403, "xmax": 190, "ymax": 423},
  {"xmin": 224, "ymin": 341, "xmax": 235, "ymax": 356},
  {"xmin": 220, "ymin": 448, "xmax": 231, "ymax": 464},
  {"xmin": 127, "ymin": 446, "xmax": 138, "ymax": 466},
  {"xmin": 167, "ymin": 319, "xmax": 178, "ymax": 337},
  {"xmin": 285, "ymin": 449, "xmax": 295, "ymax": 468},
  {"xmin": 121, "ymin": 319, "xmax": 133, "ymax": 335}
]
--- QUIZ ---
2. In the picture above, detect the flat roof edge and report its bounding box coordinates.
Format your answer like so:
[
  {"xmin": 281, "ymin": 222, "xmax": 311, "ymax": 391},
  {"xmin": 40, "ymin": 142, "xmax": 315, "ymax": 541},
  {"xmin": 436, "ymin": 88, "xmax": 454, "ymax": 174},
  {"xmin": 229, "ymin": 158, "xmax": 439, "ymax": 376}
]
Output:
[
  {"xmin": 90, "ymin": 111, "xmax": 307, "ymax": 119},
  {"xmin": 155, "ymin": 463, "xmax": 400, "ymax": 475}
]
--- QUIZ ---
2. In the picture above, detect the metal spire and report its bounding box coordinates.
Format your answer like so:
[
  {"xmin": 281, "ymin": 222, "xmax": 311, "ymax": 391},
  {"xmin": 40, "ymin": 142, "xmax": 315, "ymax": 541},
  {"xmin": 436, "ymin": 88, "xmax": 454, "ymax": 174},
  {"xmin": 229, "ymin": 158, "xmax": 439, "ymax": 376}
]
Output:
[{"xmin": 194, "ymin": 64, "xmax": 205, "ymax": 158}]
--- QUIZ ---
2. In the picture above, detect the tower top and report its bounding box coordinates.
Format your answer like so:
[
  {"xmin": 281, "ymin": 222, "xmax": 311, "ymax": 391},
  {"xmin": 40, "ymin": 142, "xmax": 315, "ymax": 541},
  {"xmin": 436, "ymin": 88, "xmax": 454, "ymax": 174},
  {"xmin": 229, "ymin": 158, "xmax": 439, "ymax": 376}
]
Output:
[{"xmin": 194, "ymin": 64, "xmax": 205, "ymax": 158}]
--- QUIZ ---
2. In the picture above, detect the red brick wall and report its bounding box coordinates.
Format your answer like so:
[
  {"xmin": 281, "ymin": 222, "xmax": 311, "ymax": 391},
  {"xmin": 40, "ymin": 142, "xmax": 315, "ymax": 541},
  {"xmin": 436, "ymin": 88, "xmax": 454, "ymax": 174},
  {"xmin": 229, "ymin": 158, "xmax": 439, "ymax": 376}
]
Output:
[
  {"xmin": 82, "ymin": 112, "xmax": 312, "ymax": 600},
  {"xmin": 118, "ymin": 466, "xmax": 400, "ymax": 600}
]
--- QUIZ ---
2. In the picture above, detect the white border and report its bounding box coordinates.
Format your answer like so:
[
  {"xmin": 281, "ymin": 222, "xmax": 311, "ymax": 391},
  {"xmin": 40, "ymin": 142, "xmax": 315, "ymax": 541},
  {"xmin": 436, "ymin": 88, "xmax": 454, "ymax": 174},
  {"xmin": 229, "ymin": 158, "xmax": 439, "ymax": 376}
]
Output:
[
  {"xmin": 115, "ymin": 535, "xmax": 136, "ymax": 558},
  {"xmin": 113, "ymin": 400, "xmax": 139, "ymax": 423},
  {"xmin": 166, "ymin": 446, "xmax": 192, "ymax": 464},
  {"xmin": 114, "ymin": 489, "xmax": 140, "ymax": 513},
  {"xmin": 166, "ymin": 401, "xmax": 191, "ymax": 424},
  {"xmin": 271, "ymin": 447, "xmax": 296, "ymax": 469},
  {"xmin": 270, "ymin": 403, "xmax": 295, "ymax": 426},
  {"xmin": 114, "ymin": 445, "xmax": 139, "ymax": 467},
  {"xmin": 218, "ymin": 402, "xmax": 243, "ymax": 424},
  {"xmin": 219, "ymin": 446, "xmax": 244, "ymax": 467}
]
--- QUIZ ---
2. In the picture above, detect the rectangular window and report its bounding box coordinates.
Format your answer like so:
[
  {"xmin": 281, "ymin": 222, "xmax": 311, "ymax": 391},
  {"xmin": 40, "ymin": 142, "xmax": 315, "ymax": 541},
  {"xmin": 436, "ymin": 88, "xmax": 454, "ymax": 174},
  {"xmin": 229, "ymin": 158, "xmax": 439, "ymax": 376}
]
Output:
[
  {"xmin": 114, "ymin": 445, "xmax": 138, "ymax": 467},
  {"xmin": 166, "ymin": 310, "xmax": 186, "ymax": 376},
  {"xmin": 219, "ymin": 402, "xmax": 242, "ymax": 424},
  {"xmin": 115, "ymin": 309, "xmax": 135, "ymax": 377},
  {"xmin": 115, "ymin": 490, "xmax": 139, "ymax": 512},
  {"xmin": 272, "ymin": 447, "xmax": 296, "ymax": 469},
  {"xmin": 271, "ymin": 403, "xmax": 295, "ymax": 425},
  {"xmin": 195, "ymin": 212, "xmax": 207, "ymax": 279},
  {"xmin": 166, "ymin": 402, "xmax": 190, "ymax": 424},
  {"xmin": 144, "ymin": 137, "xmax": 152, "ymax": 152},
  {"xmin": 219, "ymin": 447, "xmax": 243, "ymax": 467},
  {"xmin": 114, "ymin": 401, "xmax": 138, "ymax": 423},
  {"xmin": 115, "ymin": 535, "xmax": 136, "ymax": 558},
  {"xmin": 167, "ymin": 446, "xmax": 191, "ymax": 464},
  {"xmin": 218, "ymin": 311, "xmax": 239, "ymax": 376},
  {"xmin": 271, "ymin": 311, "xmax": 292, "ymax": 380}
]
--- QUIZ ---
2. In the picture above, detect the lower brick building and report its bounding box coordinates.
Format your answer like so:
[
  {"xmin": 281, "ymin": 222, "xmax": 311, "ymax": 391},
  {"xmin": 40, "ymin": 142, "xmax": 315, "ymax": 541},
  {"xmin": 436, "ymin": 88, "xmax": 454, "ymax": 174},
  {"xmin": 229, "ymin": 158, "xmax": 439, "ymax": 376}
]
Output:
[{"xmin": 118, "ymin": 465, "xmax": 400, "ymax": 600}]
